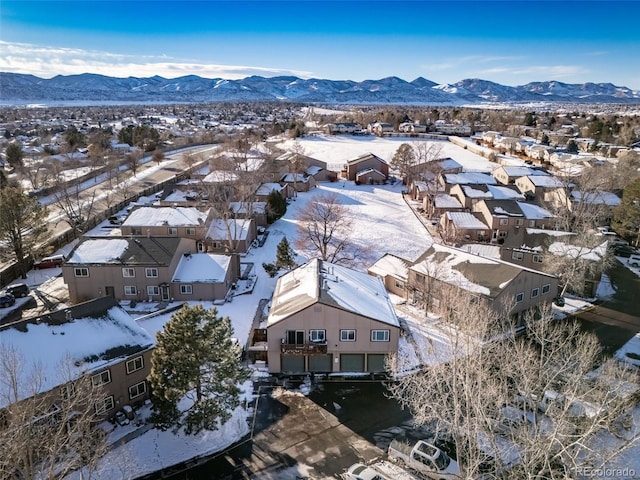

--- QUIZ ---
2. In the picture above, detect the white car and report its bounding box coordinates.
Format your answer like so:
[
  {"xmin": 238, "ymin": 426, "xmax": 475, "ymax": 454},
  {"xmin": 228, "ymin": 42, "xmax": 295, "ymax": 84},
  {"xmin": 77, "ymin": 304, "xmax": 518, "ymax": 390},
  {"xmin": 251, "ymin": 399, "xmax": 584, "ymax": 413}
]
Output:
[{"xmin": 344, "ymin": 463, "xmax": 389, "ymax": 480}]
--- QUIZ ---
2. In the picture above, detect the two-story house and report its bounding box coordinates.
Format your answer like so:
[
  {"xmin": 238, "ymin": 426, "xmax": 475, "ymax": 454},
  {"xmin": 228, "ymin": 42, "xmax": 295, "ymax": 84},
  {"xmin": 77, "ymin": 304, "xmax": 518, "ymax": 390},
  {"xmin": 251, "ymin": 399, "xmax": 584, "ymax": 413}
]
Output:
[
  {"xmin": 345, "ymin": 152, "xmax": 389, "ymax": 183},
  {"xmin": 265, "ymin": 259, "xmax": 400, "ymax": 375},
  {"xmin": 491, "ymin": 165, "xmax": 549, "ymax": 185}
]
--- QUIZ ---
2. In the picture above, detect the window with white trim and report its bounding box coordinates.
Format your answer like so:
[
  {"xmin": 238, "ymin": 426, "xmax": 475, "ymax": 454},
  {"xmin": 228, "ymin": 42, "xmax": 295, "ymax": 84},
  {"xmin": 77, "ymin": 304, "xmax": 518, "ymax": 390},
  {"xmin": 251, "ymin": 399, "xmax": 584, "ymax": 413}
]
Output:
[
  {"xmin": 499, "ymin": 218, "xmax": 509, "ymax": 226},
  {"xmin": 371, "ymin": 330, "xmax": 390, "ymax": 342},
  {"xmin": 529, "ymin": 220, "xmax": 536, "ymax": 227},
  {"xmin": 92, "ymin": 370, "xmax": 111, "ymax": 387},
  {"xmin": 74, "ymin": 267, "xmax": 89, "ymax": 277},
  {"xmin": 531, "ymin": 288, "xmax": 539, "ymax": 298},
  {"xmin": 167, "ymin": 227, "xmax": 178, "ymax": 236},
  {"xmin": 129, "ymin": 381, "xmax": 147, "ymax": 400},
  {"xmin": 124, "ymin": 286, "xmax": 137, "ymax": 296},
  {"xmin": 126, "ymin": 356, "xmax": 144, "ymax": 374},
  {"xmin": 60, "ymin": 383, "xmax": 76, "ymax": 400},
  {"xmin": 533, "ymin": 255, "xmax": 543, "ymax": 264},
  {"xmin": 186, "ymin": 227, "xmax": 196, "ymax": 236},
  {"xmin": 515, "ymin": 218, "xmax": 524, "ymax": 226},
  {"xmin": 180, "ymin": 284, "xmax": 193, "ymax": 295},
  {"xmin": 147, "ymin": 286, "xmax": 159, "ymax": 296},
  {"xmin": 309, "ymin": 329, "xmax": 326, "ymax": 343},
  {"xmin": 95, "ymin": 396, "xmax": 115, "ymax": 415},
  {"xmin": 516, "ymin": 292, "xmax": 525, "ymax": 303},
  {"xmin": 511, "ymin": 251, "xmax": 524, "ymax": 261},
  {"xmin": 131, "ymin": 228, "xmax": 142, "ymax": 235},
  {"xmin": 122, "ymin": 267, "xmax": 135, "ymax": 278},
  {"xmin": 340, "ymin": 329, "xmax": 356, "ymax": 342},
  {"xmin": 145, "ymin": 268, "xmax": 158, "ymax": 278},
  {"xmin": 394, "ymin": 280, "xmax": 405, "ymax": 290},
  {"xmin": 542, "ymin": 284, "xmax": 551, "ymax": 294}
]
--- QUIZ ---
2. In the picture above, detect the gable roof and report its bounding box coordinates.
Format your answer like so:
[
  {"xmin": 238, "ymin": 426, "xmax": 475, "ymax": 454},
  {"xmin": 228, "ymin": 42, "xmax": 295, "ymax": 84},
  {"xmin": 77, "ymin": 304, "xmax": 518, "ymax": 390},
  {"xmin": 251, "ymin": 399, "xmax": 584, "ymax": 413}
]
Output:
[
  {"xmin": 445, "ymin": 211, "xmax": 489, "ymax": 229},
  {"xmin": 444, "ymin": 172, "xmax": 497, "ymax": 186},
  {"xmin": 410, "ymin": 243, "xmax": 553, "ymax": 299},
  {"xmin": 496, "ymin": 166, "xmax": 548, "ymax": 178},
  {"xmin": 268, "ymin": 259, "xmax": 399, "ymax": 327},
  {"xmin": 347, "ymin": 152, "xmax": 388, "ymax": 166},
  {"xmin": 368, "ymin": 254, "xmax": 410, "ymax": 281},
  {"xmin": 206, "ymin": 218, "xmax": 252, "ymax": 241},
  {"xmin": 67, "ymin": 237, "xmax": 184, "ymax": 265},
  {"xmin": 171, "ymin": 253, "xmax": 231, "ymax": 283},
  {"xmin": 123, "ymin": 206, "xmax": 209, "ymax": 227},
  {"xmin": 0, "ymin": 297, "xmax": 154, "ymax": 408}
]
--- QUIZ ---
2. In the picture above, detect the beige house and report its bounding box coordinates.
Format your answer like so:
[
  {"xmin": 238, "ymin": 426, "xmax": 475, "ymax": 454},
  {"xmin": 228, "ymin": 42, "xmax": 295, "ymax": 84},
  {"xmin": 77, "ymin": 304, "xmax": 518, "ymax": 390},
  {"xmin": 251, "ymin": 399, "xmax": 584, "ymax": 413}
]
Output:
[
  {"xmin": 205, "ymin": 218, "xmax": 256, "ymax": 254},
  {"xmin": 473, "ymin": 199, "xmax": 555, "ymax": 242},
  {"xmin": 515, "ymin": 174, "xmax": 565, "ymax": 199},
  {"xmin": 120, "ymin": 206, "xmax": 211, "ymax": 239},
  {"xmin": 345, "ymin": 152, "xmax": 389, "ymax": 182},
  {"xmin": 0, "ymin": 297, "xmax": 154, "ymax": 421},
  {"xmin": 171, "ymin": 253, "xmax": 237, "ymax": 301},
  {"xmin": 407, "ymin": 243, "xmax": 559, "ymax": 325},
  {"xmin": 265, "ymin": 259, "xmax": 400, "ymax": 375},
  {"xmin": 491, "ymin": 165, "xmax": 549, "ymax": 185},
  {"xmin": 368, "ymin": 254, "xmax": 410, "ymax": 297},
  {"xmin": 439, "ymin": 172, "xmax": 497, "ymax": 193},
  {"xmin": 440, "ymin": 211, "xmax": 490, "ymax": 243},
  {"xmin": 449, "ymin": 183, "xmax": 525, "ymax": 210},
  {"xmin": 63, "ymin": 236, "xmax": 195, "ymax": 303}
]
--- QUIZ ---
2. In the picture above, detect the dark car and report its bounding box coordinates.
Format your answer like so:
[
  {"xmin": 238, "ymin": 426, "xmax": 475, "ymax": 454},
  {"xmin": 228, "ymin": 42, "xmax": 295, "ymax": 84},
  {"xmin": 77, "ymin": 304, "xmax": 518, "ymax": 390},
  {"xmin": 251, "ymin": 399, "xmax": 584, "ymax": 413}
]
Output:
[
  {"xmin": 0, "ymin": 292, "xmax": 16, "ymax": 308},
  {"xmin": 5, "ymin": 283, "xmax": 29, "ymax": 298},
  {"xmin": 33, "ymin": 254, "xmax": 66, "ymax": 269}
]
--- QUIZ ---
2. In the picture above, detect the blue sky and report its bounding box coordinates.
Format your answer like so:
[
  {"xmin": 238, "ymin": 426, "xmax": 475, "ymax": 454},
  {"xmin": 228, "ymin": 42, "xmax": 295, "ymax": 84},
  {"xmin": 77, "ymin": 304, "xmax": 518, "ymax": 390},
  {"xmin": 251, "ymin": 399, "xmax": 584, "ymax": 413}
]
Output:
[{"xmin": 1, "ymin": 1, "xmax": 639, "ymax": 89}]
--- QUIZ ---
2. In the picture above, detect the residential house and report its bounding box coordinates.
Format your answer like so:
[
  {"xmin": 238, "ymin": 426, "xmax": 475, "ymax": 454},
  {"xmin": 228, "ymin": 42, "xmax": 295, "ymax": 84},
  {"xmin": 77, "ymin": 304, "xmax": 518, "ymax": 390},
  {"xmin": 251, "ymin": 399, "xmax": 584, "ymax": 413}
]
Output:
[
  {"xmin": 276, "ymin": 151, "xmax": 335, "ymax": 183},
  {"xmin": 63, "ymin": 236, "xmax": 194, "ymax": 303},
  {"xmin": 407, "ymin": 243, "xmax": 558, "ymax": 325},
  {"xmin": 255, "ymin": 182, "xmax": 294, "ymax": 202},
  {"xmin": 399, "ymin": 122, "xmax": 427, "ymax": 133},
  {"xmin": 324, "ymin": 122, "xmax": 360, "ymax": 134},
  {"xmin": 205, "ymin": 218, "xmax": 256, "ymax": 254},
  {"xmin": 229, "ymin": 201, "xmax": 268, "ymax": 228},
  {"xmin": 264, "ymin": 259, "xmax": 400, "ymax": 375},
  {"xmin": 368, "ymin": 254, "xmax": 410, "ymax": 297},
  {"xmin": 0, "ymin": 296, "xmax": 154, "ymax": 420},
  {"xmin": 120, "ymin": 206, "xmax": 210, "ymax": 242},
  {"xmin": 433, "ymin": 121, "xmax": 472, "ymax": 136},
  {"xmin": 515, "ymin": 174, "xmax": 565, "ymax": 199},
  {"xmin": 491, "ymin": 165, "xmax": 548, "ymax": 185},
  {"xmin": 345, "ymin": 152, "xmax": 389, "ymax": 183},
  {"xmin": 439, "ymin": 172, "xmax": 497, "ymax": 193},
  {"xmin": 449, "ymin": 183, "xmax": 525, "ymax": 210},
  {"xmin": 424, "ymin": 193, "xmax": 464, "ymax": 217},
  {"xmin": 473, "ymin": 199, "xmax": 555, "ymax": 243},
  {"xmin": 369, "ymin": 122, "xmax": 394, "ymax": 136},
  {"xmin": 440, "ymin": 211, "xmax": 490, "ymax": 243},
  {"xmin": 171, "ymin": 252, "xmax": 237, "ymax": 301},
  {"xmin": 280, "ymin": 172, "xmax": 317, "ymax": 192}
]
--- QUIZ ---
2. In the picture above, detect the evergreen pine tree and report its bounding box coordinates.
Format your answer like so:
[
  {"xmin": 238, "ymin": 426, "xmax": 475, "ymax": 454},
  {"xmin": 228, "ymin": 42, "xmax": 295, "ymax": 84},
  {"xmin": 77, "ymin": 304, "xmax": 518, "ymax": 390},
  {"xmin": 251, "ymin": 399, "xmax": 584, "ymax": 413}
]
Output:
[
  {"xmin": 149, "ymin": 304, "xmax": 249, "ymax": 435},
  {"xmin": 266, "ymin": 190, "xmax": 287, "ymax": 223},
  {"xmin": 275, "ymin": 236, "xmax": 296, "ymax": 271}
]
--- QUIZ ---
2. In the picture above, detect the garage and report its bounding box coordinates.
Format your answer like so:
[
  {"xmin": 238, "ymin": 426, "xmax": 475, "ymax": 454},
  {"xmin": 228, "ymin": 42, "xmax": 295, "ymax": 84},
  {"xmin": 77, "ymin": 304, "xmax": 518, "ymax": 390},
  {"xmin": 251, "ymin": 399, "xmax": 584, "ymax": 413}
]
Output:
[
  {"xmin": 281, "ymin": 355, "xmax": 305, "ymax": 373},
  {"xmin": 367, "ymin": 354, "xmax": 387, "ymax": 372},
  {"xmin": 340, "ymin": 353, "xmax": 364, "ymax": 372},
  {"xmin": 308, "ymin": 354, "xmax": 332, "ymax": 373}
]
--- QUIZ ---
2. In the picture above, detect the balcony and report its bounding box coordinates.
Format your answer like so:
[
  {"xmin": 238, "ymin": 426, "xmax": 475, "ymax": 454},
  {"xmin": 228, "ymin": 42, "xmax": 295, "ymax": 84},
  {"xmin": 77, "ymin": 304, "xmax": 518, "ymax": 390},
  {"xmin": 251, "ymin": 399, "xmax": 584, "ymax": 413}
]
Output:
[{"xmin": 280, "ymin": 342, "xmax": 327, "ymax": 355}]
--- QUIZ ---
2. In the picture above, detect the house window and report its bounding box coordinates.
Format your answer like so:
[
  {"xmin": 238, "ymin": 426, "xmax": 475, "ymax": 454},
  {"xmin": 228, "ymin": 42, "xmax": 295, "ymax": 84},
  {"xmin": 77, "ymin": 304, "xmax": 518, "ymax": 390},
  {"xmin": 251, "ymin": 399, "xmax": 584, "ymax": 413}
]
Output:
[
  {"xmin": 533, "ymin": 255, "xmax": 543, "ymax": 264},
  {"xmin": 516, "ymin": 292, "xmax": 525, "ymax": 303},
  {"xmin": 168, "ymin": 227, "xmax": 178, "ymax": 236},
  {"xmin": 542, "ymin": 284, "xmax": 551, "ymax": 294},
  {"xmin": 122, "ymin": 267, "xmax": 135, "ymax": 278},
  {"xmin": 340, "ymin": 329, "xmax": 356, "ymax": 342},
  {"xmin": 211, "ymin": 241, "xmax": 222, "ymax": 249},
  {"xmin": 74, "ymin": 267, "xmax": 89, "ymax": 277},
  {"xmin": 186, "ymin": 227, "xmax": 196, "ymax": 236},
  {"xmin": 371, "ymin": 330, "xmax": 390, "ymax": 342},
  {"xmin": 531, "ymin": 288, "xmax": 539, "ymax": 298},
  {"xmin": 415, "ymin": 273, "xmax": 425, "ymax": 284},
  {"xmin": 147, "ymin": 286, "xmax": 160, "ymax": 296},
  {"xmin": 394, "ymin": 280, "xmax": 405, "ymax": 290},
  {"xmin": 126, "ymin": 356, "xmax": 144, "ymax": 374},
  {"xmin": 529, "ymin": 220, "xmax": 536, "ymax": 227},
  {"xmin": 145, "ymin": 268, "xmax": 158, "ymax": 278},
  {"xmin": 92, "ymin": 370, "xmax": 111, "ymax": 387},
  {"xmin": 60, "ymin": 383, "xmax": 76, "ymax": 400},
  {"xmin": 285, "ymin": 330, "xmax": 305, "ymax": 345},
  {"xmin": 95, "ymin": 396, "xmax": 115, "ymax": 415},
  {"xmin": 124, "ymin": 286, "xmax": 137, "ymax": 296},
  {"xmin": 131, "ymin": 228, "xmax": 142, "ymax": 235},
  {"xmin": 499, "ymin": 218, "xmax": 509, "ymax": 226},
  {"xmin": 511, "ymin": 251, "xmax": 524, "ymax": 261},
  {"xmin": 180, "ymin": 284, "xmax": 193, "ymax": 295},
  {"xmin": 129, "ymin": 381, "xmax": 147, "ymax": 400},
  {"xmin": 309, "ymin": 329, "xmax": 326, "ymax": 343},
  {"xmin": 515, "ymin": 218, "xmax": 524, "ymax": 226}
]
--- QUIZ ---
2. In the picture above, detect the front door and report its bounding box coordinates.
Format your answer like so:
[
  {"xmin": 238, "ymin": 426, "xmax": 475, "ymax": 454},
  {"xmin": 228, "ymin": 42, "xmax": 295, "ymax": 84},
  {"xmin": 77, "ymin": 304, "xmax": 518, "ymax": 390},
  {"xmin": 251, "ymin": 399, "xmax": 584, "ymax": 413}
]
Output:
[
  {"xmin": 105, "ymin": 286, "xmax": 115, "ymax": 297},
  {"xmin": 161, "ymin": 285, "xmax": 170, "ymax": 301}
]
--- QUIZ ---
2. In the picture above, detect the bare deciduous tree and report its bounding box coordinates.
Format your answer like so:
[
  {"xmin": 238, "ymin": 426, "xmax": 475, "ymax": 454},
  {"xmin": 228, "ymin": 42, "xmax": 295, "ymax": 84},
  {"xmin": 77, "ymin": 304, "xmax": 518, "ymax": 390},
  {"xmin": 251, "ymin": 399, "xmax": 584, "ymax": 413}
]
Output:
[
  {"xmin": 0, "ymin": 346, "xmax": 110, "ymax": 480},
  {"xmin": 52, "ymin": 179, "xmax": 97, "ymax": 235},
  {"xmin": 387, "ymin": 295, "xmax": 638, "ymax": 479}
]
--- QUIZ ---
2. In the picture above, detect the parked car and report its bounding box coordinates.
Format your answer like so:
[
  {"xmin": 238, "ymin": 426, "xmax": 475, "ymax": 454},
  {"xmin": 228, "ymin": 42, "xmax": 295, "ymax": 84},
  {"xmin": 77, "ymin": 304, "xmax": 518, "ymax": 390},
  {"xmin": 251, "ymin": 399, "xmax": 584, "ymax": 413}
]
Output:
[
  {"xmin": 5, "ymin": 283, "xmax": 29, "ymax": 298},
  {"xmin": 0, "ymin": 292, "xmax": 16, "ymax": 308},
  {"xmin": 388, "ymin": 438, "xmax": 461, "ymax": 479},
  {"xmin": 108, "ymin": 215, "xmax": 126, "ymax": 225},
  {"xmin": 344, "ymin": 463, "xmax": 389, "ymax": 480},
  {"xmin": 629, "ymin": 254, "xmax": 640, "ymax": 268},
  {"xmin": 33, "ymin": 254, "xmax": 65, "ymax": 269}
]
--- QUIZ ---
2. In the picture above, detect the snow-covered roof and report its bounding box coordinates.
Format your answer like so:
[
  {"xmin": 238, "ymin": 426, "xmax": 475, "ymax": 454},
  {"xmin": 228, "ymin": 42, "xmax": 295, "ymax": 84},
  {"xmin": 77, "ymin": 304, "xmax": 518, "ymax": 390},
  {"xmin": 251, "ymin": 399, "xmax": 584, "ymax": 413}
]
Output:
[
  {"xmin": 548, "ymin": 240, "xmax": 608, "ymax": 261},
  {"xmin": 527, "ymin": 175, "xmax": 565, "ymax": 188},
  {"xmin": 67, "ymin": 238, "xmax": 129, "ymax": 263},
  {"xmin": 356, "ymin": 167, "xmax": 386, "ymax": 178},
  {"xmin": 571, "ymin": 190, "xmax": 621, "ymax": 206},
  {"xmin": 498, "ymin": 166, "xmax": 548, "ymax": 177},
  {"xmin": 171, "ymin": 253, "xmax": 231, "ymax": 283},
  {"xmin": 256, "ymin": 182, "xmax": 286, "ymax": 196},
  {"xmin": 280, "ymin": 173, "xmax": 310, "ymax": 183},
  {"xmin": 368, "ymin": 254, "xmax": 410, "ymax": 281},
  {"xmin": 268, "ymin": 259, "xmax": 399, "ymax": 327},
  {"xmin": 434, "ymin": 194, "xmax": 463, "ymax": 209},
  {"xmin": 67, "ymin": 237, "xmax": 184, "ymax": 265},
  {"xmin": 486, "ymin": 185, "xmax": 525, "ymax": 200},
  {"xmin": 123, "ymin": 206, "xmax": 209, "ymax": 227},
  {"xmin": 517, "ymin": 202, "xmax": 554, "ymax": 220},
  {"xmin": 229, "ymin": 201, "xmax": 266, "ymax": 214},
  {"xmin": 202, "ymin": 170, "xmax": 238, "ymax": 183},
  {"xmin": 411, "ymin": 243, "xmax": 547, "ymax": 298},
  {"xmin": 348, "ymin": 152, "xmax": 388, "ymax": 166},
  {"xmin": 444, "ymin": 172, "xmax": 497, "ymax": 185},
  {"xmin": 0, "ymin": 297, "xmax": 154, "ymax": 408},
  {"xmin": 207, "ymin": 218, "xmax": 252, "ymax": 241},
  {"xmin": 445, "ymin": 212, "xmax": 489, "ymax": 229},
  {"xmin": 306, "ymin": 165, "xmax": 324, "ymax": 176}
]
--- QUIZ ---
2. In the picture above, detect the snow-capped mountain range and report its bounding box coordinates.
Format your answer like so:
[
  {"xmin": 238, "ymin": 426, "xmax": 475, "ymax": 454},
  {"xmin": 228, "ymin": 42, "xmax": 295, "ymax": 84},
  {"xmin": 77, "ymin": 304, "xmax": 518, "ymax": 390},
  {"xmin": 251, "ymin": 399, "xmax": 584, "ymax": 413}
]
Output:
[{"xmin": 1, "ymin": 72, "xmax": 639, "ymax": 105}]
